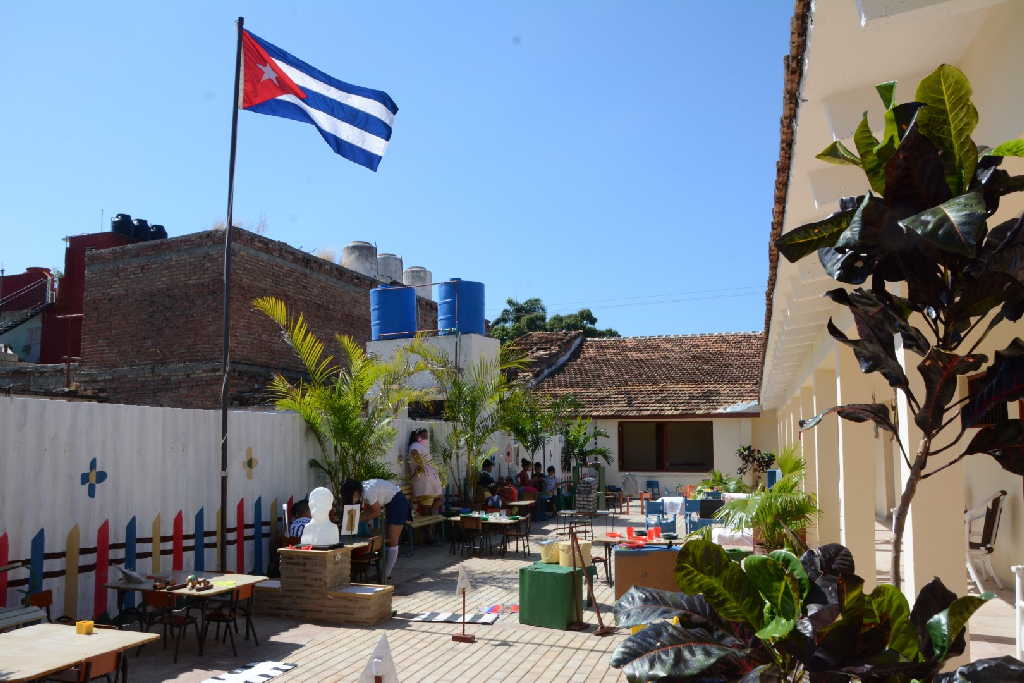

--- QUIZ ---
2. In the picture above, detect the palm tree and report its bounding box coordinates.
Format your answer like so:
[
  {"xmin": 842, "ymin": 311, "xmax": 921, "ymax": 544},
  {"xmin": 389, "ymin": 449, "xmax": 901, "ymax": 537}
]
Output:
[
  {"xmin": 253, "ymin": 297, "xmax": 426, "ymax": 499},
  {"xmin": 559, "ymin": 417, "xmax": 611, "ymax": 475},
  {"xmin": 713, "ymin": 445, "xmax": 818, "ymax": 552},
  {"xmin": 410, "ymin": 339, "xmax": 522, "ymax": 501}
]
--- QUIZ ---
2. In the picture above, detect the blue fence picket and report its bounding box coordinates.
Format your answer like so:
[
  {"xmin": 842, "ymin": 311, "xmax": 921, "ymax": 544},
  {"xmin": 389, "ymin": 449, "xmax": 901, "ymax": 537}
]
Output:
[{"xmin": 194, "ymin": 508, "xmax": 205, "ymax": 571}]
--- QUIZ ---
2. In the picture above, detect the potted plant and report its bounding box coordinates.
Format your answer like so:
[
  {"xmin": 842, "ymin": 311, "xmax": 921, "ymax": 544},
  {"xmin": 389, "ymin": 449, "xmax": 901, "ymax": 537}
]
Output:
[
  {"xmin": 714, "ymin": 447, "xmax": 816, "ymax": 553},
  {"xmin": 735, "ymin": 444, "xmax": 775, "ymax": 490}
]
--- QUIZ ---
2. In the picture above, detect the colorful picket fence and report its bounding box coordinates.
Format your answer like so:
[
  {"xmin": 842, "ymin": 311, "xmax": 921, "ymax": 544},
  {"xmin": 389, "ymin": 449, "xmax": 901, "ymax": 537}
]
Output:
[{"xmin": 0, "ymin": 495, "xmax": 294, "ymax": 621}]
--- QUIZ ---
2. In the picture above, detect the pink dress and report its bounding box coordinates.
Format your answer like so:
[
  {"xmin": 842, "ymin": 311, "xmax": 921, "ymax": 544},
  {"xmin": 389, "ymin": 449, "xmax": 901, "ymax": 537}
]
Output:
[{"xmin": 409, "ymin": 441, "xmax": 443, "ymax": 502}]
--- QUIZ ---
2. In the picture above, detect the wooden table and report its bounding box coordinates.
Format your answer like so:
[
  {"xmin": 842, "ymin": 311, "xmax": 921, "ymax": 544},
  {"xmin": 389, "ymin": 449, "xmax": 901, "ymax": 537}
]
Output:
[
  {"xmin": 505, "ymin": 500, "xmax": 535, "ymax": 509},
  {"xmin": 105, "ymin": 571, "xmax": 268, "ymax": 644},
  {"xmin": 0, "ymin": 623, "xmax": 158, "ymax": 682},
  {"xmin": 445, "ymin": 515, "xmax": 522, "ymax": 555}
]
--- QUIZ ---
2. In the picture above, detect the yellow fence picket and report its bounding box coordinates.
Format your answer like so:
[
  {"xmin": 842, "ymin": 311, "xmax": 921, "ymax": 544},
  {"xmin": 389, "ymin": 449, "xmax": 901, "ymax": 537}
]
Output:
[{"xmin": 63, "ymin": 525, "xmax": 80, "ymax": 619}]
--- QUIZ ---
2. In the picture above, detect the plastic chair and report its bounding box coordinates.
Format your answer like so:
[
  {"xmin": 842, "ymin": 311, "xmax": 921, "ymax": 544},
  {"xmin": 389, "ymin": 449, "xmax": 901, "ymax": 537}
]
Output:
[
  {"xmin": 966, "ymin": 490, "xmax": 1008, "ymax": 591},
  {"xmin": 26, "ymin": 590, "xmax": 53, "ymax": 622},
  {"xmin": 645, "ymin": 480, "xmax": 661, "ymax": 499}
]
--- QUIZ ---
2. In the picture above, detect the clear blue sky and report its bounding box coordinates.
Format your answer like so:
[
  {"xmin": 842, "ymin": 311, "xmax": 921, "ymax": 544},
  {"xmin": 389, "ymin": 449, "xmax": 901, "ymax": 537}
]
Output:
[{"xmin": 2, "ymin": 1, "xmax": 791, "ymax": 336}]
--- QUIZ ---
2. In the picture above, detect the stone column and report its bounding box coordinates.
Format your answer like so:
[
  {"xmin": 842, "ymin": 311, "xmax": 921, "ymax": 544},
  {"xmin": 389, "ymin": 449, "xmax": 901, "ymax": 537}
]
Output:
[
  {"xmin": 813, "ymin": 368, "xmax": 841, "ymax": 545},
  {"xmin": 799, "ymin": 385, "xmax": 818, "ymax": 546},
  {"xmin": 893, "ymin": 337, "xmax": 968, "ymax": 616},
  {"xmin": 835, "ymin": 349, "xmax": 877, "ymax": 590}
]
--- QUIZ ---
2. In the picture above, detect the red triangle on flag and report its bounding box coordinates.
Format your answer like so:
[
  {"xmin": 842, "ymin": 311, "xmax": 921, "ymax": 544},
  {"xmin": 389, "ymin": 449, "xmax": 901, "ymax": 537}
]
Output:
[{"xmin": 241, "ymin": 30, "xmax": 306, "ymax": 109}]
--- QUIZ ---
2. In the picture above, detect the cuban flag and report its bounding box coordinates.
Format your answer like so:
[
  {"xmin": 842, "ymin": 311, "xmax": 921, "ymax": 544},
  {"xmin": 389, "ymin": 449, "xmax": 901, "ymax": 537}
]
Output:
[{"xmin": 240, "ymin": 30, "xmax": 397, "ymax": 171}]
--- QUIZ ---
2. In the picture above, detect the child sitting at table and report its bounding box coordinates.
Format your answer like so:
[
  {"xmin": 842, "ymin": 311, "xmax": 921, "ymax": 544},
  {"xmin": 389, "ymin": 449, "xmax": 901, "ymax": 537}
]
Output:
[
  {"xmin": 484, "ymin": 486, "xmax": 503, "ymax": 511},
  {"xmin": 498, "ymin": 478, "xmax": 518, "ymax": 503}
]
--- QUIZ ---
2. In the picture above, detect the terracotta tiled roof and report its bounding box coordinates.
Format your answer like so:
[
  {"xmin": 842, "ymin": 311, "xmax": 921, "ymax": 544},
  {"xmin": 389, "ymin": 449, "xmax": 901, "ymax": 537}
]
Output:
[
  {"xmin": 529, "ymin": 332, "xmax": 763, "ymax": 417},
  {"xmin": 506, "ymin": 331, "xmax": 584, "ymax": 384}
]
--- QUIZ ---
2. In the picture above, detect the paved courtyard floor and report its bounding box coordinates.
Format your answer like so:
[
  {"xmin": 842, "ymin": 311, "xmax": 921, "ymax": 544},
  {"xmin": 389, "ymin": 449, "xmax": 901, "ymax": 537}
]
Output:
[{"xmin": 126, "ymin": 512, "xmax": 1016, "ymax": 681}]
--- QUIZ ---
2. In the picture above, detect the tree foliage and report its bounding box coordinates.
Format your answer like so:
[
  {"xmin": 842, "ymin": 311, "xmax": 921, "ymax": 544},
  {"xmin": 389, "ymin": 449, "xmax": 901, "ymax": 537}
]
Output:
[
  {"xmin": 775, "ymin": 64, "xmax": 1024, "ymax": 588},
  {"xmin": 490, "ymin": 297, "xmax": 620, "ymax": 342},
  {"xmin": 252, "ymin": 297, "xmax": 425, "ymax": 498}
]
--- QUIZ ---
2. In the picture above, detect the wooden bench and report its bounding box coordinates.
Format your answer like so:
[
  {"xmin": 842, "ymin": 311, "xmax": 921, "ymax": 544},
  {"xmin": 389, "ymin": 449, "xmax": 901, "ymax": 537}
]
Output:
[
  {"xmin": 403, "ymin": 515, "xmax": 445, "ymax": 555},
  {"xmin": 0, "ymin": 606, "xmax": 45, "ymax": 631}
]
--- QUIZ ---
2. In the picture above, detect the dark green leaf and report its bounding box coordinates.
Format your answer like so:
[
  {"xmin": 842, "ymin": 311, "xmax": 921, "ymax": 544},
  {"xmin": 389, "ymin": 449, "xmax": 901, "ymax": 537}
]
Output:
[
  {"xmin": 817, "ymin": 140, "xmax": 861, "ymax": 166},
  {"xmin": 926, "ymin": 594, "xmax": 990, "ymax": 660},
  {"xmin": 776, "ymin": 209, "xmax": 855, "ymax": 263},
  {"xmin": 988, "ymin": 140, "xmax": 1024, "ymax": 158},
  {"xmin": 876, "ymin": 81, "xmax": 896, "ymax": 110},
  {"xmin": 899, "ymin": 191, "xmax": 988, "ymax": 257},
  {"xmin": 963, "ymin": 338, "xmax": 1024, "ymax": 428},
  {"xmin": 768, "ymin": 549, "xmax": 810, "ymax": 599},
  {"xmin": 884, "ymin": 117, "xmax": 951, "ymax": 212},
  {"xmin": 910, "ymin": 577, "xmax": 957, "ymax": 659},
  {"xmin": 612, "ymin": 586, "xmax": 717, "ymax": 628},
  {"xmin": 963, "ymin": 420, "xmax": 1024, "ymax": 475},
  {"xmin": 675, "ymin": 539, "xmax": 765, "ymax": 628},
  {"xmin": 915, "ymin": 64, "xmax": 979, "ymax": 195},
  {"xmin": 818, "ymin": 247, "xmax": 874, "ymax": 284},
  {"xmin": 915, "ymin": 350, "xmax": 987, "ymax": 433},
  {"xmin": 800, "ymin": 403, "xmax": 898, "ymax": 439},
  {"xmin": 866, "ymin": 583, "xmax": 919, "ymax": 661},
  {"xmin": 742, "ymin": 555, "xmax": 801, "ymax": 621},
  {"xmin": 609, "ymin": 621, "xmax": 748, "ymax": 680},
  {"xmin": 825, "ymin": 287, "xmax": 930, "ymax": 357},
  {"xmin": 827, "ymin": 318, "xmax": 909, "ymax": 389},
  {"xmin": 934, "ymin": 655, "xmax": 1024, "ymax": 682}
]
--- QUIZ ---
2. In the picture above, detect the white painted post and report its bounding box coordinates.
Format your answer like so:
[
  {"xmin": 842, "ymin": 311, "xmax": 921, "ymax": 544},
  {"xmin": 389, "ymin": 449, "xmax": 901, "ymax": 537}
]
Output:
[{"xmin": 813, "ymin": 368, "xmax": 841, "ymax": 545}]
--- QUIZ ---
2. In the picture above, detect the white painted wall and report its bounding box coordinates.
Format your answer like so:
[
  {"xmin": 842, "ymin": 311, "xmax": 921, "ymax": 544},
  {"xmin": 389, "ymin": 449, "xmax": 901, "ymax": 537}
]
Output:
[{"xmin": 0, "ymin": 396, "xmax": 319, "ymax": 620}]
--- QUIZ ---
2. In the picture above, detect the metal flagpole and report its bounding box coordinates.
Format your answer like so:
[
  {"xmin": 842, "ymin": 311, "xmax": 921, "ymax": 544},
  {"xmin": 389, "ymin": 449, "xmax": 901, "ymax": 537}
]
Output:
[{"xmin": 219, "ymin": 16, "xmax": 244, "ymax": 573}]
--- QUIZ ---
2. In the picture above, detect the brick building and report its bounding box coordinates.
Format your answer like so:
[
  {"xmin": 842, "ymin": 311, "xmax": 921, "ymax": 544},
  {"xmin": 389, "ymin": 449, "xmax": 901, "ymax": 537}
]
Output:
[{"xmin": 1, "ymin": 228, "xmax": 437, "ymax": 407}]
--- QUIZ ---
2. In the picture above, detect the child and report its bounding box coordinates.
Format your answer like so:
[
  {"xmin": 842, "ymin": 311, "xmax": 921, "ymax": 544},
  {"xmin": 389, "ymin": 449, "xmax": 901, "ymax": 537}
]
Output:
[
  {"xmin": 516, "ymin": 459, "xmax": 533, "ymax": 488},
  {"xmin": 498, "ymin": 478, "xmax": 519, "ymax": 503},
  {"xmin": 484, "ymin": 486, "xmax": 503, "ymax": 510}
]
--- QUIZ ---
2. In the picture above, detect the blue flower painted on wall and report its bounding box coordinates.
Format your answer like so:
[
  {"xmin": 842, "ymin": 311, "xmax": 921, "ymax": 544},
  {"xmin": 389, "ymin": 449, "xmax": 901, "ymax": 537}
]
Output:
[{"xmin": 80, "ymin": 458, "xmax": 108, "ymax": 498}]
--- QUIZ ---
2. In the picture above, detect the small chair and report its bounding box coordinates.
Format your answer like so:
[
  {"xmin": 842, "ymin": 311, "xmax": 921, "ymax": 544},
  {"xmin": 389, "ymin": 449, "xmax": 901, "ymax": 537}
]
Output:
[
  {"xmin": 502, "ymin": 514, "xmax": 531, "ymax": 556},
  {"xmin": 26, "ymin": 590, "xmax": 53, "ymax": 622},
  {"xmin": 49, "ymin": 625, "xmax": 122, "ymax": 682},
  {"xmin": 351, "ymin": 534, "xmax": 384, "ymax": 583},
  {"xmin": 645, "ymin": 480, "xmax": 661, "ymax": 499},
  {"xmin": 1012, "ymin": 565, "xmax": 1024, "ymax": 660},
  {"xmin": 966, "ymin": 490, "xmax": 1008, "ymax": 591},
  {"xmin": 139, "ymin": 590, "xmax": 202, "ymax": 664},
  {"xmin": 458, "ymin": 515, "xmax": 488, "ymax": 556}
]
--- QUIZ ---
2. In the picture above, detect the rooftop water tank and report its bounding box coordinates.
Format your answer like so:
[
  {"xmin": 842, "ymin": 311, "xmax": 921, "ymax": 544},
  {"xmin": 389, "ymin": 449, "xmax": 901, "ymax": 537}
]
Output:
[
  {"xmin": 377, "ymin": 253, "xmax": 404, "ymax": 284},
  {"xmin": 149, "ymin": 224, "xmax": 167, "ymax": 240},
  {"xmin": 439, "ymin": 278, "xmax": 485, "ymax": 336},
  {"xmin": 341, "ymin": 241, "xmax": 377, "ymax": 278},
  {"xmin": 403, "ymin": 266, "xmax": 433, "ymax": 300},
  {"xmin": 131, "ymin": 218, "xmax": 150, "ymax": 239},
  {"xmin": 370, "ymin": 285, "xmax": 417, "ymax": 341},
  {"xmin": 111, "ymin": 214, "xmax": 134, "ymax": 236}
]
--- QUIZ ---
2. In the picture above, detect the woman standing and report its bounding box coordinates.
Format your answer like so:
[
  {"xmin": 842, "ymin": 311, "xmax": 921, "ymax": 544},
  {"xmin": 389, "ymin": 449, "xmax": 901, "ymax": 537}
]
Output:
[
  {"xmin": 341, "ymin": 478, "xmax": 410, "ymax": 584},
  {"xmin": 408, "ymin": 428, "xmax": 443, "ymax": 516}
]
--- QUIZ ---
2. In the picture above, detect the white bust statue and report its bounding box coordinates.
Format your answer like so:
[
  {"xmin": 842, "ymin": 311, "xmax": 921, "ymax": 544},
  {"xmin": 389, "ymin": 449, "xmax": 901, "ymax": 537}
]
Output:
[{"xmin": 301, "ymin": 486, "xmax": 340, "ymax": 547}]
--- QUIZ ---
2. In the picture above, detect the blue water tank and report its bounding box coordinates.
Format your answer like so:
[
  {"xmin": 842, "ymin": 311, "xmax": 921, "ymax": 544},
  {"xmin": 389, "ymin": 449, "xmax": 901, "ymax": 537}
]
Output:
[
  {"xmin": 370, "ymin": 285, "xmax": 417, "ymax": 341},
  {"xmin": 438, "ymin": 278, "xmax": 485, "ymax": 335}
]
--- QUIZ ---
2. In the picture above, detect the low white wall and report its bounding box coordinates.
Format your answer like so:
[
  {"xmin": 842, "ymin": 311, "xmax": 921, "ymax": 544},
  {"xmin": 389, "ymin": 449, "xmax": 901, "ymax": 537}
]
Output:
[{"xmin": 0, "ymin": 396, "xmax": 319, "ymax": 620}]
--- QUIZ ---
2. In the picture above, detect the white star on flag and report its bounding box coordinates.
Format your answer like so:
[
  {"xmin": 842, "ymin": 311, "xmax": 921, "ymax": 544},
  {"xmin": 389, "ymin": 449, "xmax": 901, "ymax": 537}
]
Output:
[{"xmin": 257, "ymin": 62, "xmax": 279, "ymax": 85}]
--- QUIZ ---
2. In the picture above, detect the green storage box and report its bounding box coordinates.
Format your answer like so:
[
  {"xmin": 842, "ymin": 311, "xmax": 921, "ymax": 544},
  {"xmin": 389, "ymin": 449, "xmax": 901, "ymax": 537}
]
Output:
[{"xmin": 518, "ymin": 561, "xmax": 585, "ymax": 629}]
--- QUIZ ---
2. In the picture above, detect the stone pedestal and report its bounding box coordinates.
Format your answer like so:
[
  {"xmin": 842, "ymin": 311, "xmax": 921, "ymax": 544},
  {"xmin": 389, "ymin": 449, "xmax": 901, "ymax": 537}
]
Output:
[{"xmin": 255, "ymin": 545, "xmax": 393, "ymax": 625}]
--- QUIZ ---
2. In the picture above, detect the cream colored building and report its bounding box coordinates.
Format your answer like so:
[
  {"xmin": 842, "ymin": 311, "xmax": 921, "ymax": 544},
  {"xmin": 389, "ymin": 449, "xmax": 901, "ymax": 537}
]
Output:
[{"xmin": 761, "ymin": 0, "xmax": 1024, "ymax": 613}]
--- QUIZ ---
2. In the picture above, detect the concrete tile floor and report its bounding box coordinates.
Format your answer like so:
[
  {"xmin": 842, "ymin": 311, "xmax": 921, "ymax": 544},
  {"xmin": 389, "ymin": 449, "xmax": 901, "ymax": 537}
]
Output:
[{"xmin": 125, "ymin": 513, "xmax": 1018, "ymax": 682}]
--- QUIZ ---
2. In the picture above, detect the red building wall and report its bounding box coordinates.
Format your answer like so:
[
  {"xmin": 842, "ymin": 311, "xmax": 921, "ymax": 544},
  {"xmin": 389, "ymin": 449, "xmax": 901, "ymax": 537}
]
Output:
[{"xmin": 78, "ymin": 229, "xmax": 437, "ymax": 407}]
